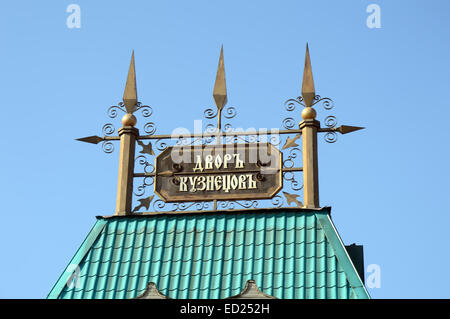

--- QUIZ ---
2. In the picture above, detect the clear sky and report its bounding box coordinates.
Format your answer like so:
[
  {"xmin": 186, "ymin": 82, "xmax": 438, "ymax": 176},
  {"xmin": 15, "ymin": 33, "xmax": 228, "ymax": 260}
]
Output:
[{"xmin": 1, "ymin": 0, "xmax": 449, "ymax": 299}]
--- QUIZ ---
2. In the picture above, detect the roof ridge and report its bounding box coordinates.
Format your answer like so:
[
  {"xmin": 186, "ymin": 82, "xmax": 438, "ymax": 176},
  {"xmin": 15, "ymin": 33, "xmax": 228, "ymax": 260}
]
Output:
[{"xmin": 96, "ymin": 206, "xmax": 331, "ymax": 220}]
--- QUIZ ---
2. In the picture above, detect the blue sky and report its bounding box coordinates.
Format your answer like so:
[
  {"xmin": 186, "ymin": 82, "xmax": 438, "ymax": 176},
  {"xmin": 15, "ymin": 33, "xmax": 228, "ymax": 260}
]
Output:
[{"xmin": 1, "ymin": 0, "xmax": 449, "ymax": 298}]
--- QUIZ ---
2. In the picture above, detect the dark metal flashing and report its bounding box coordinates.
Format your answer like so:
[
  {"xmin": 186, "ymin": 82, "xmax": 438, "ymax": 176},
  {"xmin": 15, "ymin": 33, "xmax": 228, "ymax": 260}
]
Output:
[{"xmin": 345, "ymin": 244, "xmax": 365, "ymax": 283}]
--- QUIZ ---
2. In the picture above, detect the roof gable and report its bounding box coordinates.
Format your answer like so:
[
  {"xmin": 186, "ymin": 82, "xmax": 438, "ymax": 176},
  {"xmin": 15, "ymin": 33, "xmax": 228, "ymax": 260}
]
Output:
[{"xmin": 48, "ymin": 208, "xmax": 369, "ymax": 299}]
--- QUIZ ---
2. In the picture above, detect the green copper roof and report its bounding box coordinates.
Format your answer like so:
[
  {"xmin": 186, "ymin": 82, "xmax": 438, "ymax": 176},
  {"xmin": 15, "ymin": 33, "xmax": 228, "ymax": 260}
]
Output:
[{"xmin": 47, "ymin": 208, "xmax": 369, "ymax": 299}]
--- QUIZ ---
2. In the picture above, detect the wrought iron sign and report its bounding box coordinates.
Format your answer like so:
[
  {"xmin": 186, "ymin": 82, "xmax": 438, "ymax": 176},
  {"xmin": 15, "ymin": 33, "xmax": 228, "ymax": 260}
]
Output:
[
  {"xmin": 154, "ymin": 143, "xmax": 282, "ymax": 202},
  {"xmin": 77, "ymin": 45, "xmax": 363, "ymax": 215}
]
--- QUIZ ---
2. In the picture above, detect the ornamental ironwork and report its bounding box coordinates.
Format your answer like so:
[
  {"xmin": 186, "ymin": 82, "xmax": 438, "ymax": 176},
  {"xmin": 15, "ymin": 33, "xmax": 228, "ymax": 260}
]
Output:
[{"xmin": 76, "ymin": 45, "xmax": 363, "ymax": 215}]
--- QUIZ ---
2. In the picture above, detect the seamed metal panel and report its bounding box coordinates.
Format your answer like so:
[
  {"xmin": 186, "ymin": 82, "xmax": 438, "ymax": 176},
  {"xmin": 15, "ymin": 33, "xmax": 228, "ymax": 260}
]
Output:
[{"xmin": 49, "ymin": 209, "xmax": 369, "ymax": 299}]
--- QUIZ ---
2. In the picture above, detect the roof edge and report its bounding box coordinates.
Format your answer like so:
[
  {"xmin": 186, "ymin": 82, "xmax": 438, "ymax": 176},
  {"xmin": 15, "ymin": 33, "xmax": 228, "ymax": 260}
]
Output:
[
  {"xmin": 47, "ymin": 219, "xmax": 107, "ymax": 299},
  {"xmin": 315, "ymin": 213, "xmax": 370, "ymax": 299}
]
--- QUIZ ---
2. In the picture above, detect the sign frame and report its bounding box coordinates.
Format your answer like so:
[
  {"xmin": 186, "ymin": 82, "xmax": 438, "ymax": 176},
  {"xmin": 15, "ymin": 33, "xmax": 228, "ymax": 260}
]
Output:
[{"xmin": 154, "ymin": 142, "xmax": 283, "ymax": 203}]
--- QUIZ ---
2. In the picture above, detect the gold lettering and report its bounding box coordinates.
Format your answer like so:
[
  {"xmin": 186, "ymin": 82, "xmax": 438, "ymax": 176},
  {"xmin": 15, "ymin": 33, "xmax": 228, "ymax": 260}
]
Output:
[
  {"xmin": 230, "ymin": 175, "xmax": 238, "ymax": 190},
  {"xmin": 206, "ymin": 175, "xmax": 214, "ymax": 191},
  {"xmin": 193, "ymin": 155, "xmax": 204, "ymax": 172},
  {"xmin": 224, "ymin": 154, "xmax": 232, "ymax": 168},
  {"xmin": 179, "ymin": 177, "xmax": 188, "ymax": 192},
  {"xmin": 234, "ymin": 153, "xmax": 244, "ymax": 168},
  {"xmin": 222, "ymin": 175, "xmax": 231, "ymax": 193},
  {"xmin": 222, "ymin": 175, "xmax": 230, "ymax": 193},
  {"xmin": 247, "ymin": 174, "xmax": 257, "ymax": 189},
  {"xmin": 188, "ymin": 176, "xmax": 198, "ymax": 192},
  {"xmin": 214, "ymin": 155, "xmax": 223, "ymax": 169},
  {"xmin": 197, "ymin": 176, "xmax": 206, "ymax": 191},
  {"xmin": 238, "ymin": 174, "xmax": 247, "ymax": 190},
  {"xmin": 205, "ymin": 155, "xmax": 213, "ymax": 170},
  {"xmin": 214, "ymin": 175, "xmax": 222, "ymax": 190}
]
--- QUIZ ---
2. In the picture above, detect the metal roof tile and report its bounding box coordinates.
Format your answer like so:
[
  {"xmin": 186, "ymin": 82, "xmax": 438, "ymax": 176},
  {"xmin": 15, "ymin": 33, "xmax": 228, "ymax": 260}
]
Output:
[{"xmin": 48, "ymin": 209, "xmax": 369, "ymax": 299}]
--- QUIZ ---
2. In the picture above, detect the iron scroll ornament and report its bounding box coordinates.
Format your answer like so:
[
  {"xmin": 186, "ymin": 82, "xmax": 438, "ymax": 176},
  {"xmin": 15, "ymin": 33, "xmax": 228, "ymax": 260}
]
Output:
[
  {"xmin": 101, "ymin": 102, "xmax": 157, "ymax": 154},
  {"xmin": 283, "ymin": 95, "xmax": 338, "ymax": 143},
  {"xmin": 78, "ymin": 99, "xmax": 307, "ymax": 212},
  {"xmin": 131, "ymin": 102, "xmax": 305, "ymax": 213},
  {"xmin": 74, "ymin": 48, "xmax": 366, "ymax": 215}
]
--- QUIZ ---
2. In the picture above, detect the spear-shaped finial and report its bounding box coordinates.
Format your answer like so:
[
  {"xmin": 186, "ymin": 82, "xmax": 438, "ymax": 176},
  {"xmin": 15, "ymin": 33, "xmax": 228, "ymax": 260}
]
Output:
[
  {"xmin": 123, "ymin": 51, "xmax": 138, "ymax": 114},
  {"xmin": 301, "ymin": 43, "xmax": 315, "ymax": 108},
  {"xmin": 213, "ymin": 46, "xmax": 227, "ymax": 111}
]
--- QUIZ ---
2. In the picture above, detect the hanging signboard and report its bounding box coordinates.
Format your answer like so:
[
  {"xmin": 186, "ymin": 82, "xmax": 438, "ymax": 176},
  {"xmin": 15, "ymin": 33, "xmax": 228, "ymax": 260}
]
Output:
[{"xmin": 154, "ymin": 143, "xmax": 282, "ymax": 202}]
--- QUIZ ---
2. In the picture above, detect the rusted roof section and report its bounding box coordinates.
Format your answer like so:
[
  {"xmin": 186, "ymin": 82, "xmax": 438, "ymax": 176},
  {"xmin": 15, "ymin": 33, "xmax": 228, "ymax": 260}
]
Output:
[{"xmin": 48, "ymin": 208, "xmax": 369, "ymax": 299}]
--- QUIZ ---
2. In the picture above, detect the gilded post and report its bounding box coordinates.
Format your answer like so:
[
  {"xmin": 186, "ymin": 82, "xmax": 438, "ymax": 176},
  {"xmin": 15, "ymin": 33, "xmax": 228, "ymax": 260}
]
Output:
[
  {"xmin": 300, "ymin": 44, "xmax": 320, "ymax": 208},
  {"xmin": 115, "ymin": 120, "xmax": 138, "ymax": 215},
  {"xmin": 300, "ymin": 115, "xmax": 320, "ymax": 208},
  {"xmin": 115, "ymin": 52, "xmax": 139, "ymax": 215}
]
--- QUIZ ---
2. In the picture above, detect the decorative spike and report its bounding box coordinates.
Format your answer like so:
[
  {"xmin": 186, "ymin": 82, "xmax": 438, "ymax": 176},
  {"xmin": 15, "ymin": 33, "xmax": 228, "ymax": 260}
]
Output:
[
  {"xmin": 132, "ymin": 195, "xmax": 154, "ymax": 213},
  {"xmin": 76, "ymin": 136, "xmax": 103, "ymax": 144},
  {"xmin": 337, "ymin": 125, "xmax": 365, "ymax": 135},
  {"xmin": 301, "ymin": 43, "xmax": 315, "ymax": 108},
  {"xmin": 213, "ymin": 46, "xmax": 227, "ymax": 110},
  {"xmin": 123, "ymin": 51, "xmax": 138, "ymax": 113},
  {"xmin": 283, "ymin": 192, "xmax": 303, "ymax": 207},
  {"xmin": 137, "ymin": 140, "xmax": 155, "ymax": 155},
  {"xmin": 282, "ymin": 133, "xmax": 301, "ymax": 150}
]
